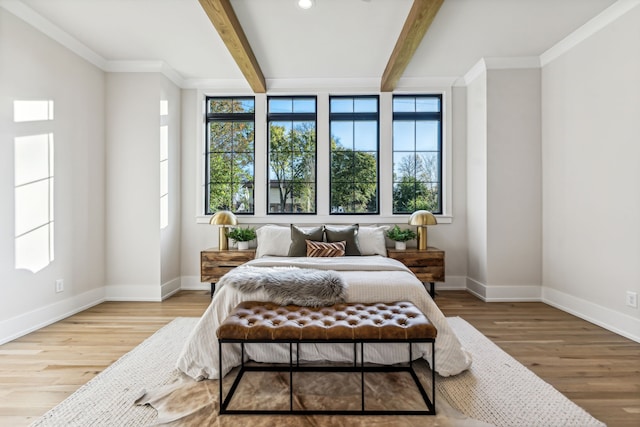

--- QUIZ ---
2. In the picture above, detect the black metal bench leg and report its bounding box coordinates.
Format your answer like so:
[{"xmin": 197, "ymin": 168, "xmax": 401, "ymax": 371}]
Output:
[
  {"xmin": 289, "ymin": 342, "xmax": 293, "ymax": 411},
  {"xmin": 361, "ymin": 341, "xmax": 365, "ymax": 411},
  {"xmin": 432, "ymin": 341, "xmax": 436, "ymax": 414},
  {"xmin": 218, "ymin": 340, "xmax": 223, "ymax": 412}
]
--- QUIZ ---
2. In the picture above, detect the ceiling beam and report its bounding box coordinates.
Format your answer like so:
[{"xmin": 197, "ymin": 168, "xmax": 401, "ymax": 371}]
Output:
[
  {"xmin": 380, "ymin": 0, "xmax": 444, "ymax": 92},
  {"xmin": 199, "ymin": 0, "xmax": 266, "ymax": 93}
]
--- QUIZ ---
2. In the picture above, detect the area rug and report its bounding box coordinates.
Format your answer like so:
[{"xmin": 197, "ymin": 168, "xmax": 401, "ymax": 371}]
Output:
[{"xmin": 30, "ymin": 317, "xmax": 605, "ymax": 427}]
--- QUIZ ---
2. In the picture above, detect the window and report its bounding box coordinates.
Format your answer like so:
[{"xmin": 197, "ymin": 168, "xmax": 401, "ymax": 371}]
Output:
[
  {"xmin": 329, "ymin": 96, "xmax": 379, "ymax": 214},
  {"xmin": 13, "ymin": 100, "xmax": 55, "ymax": 273},
  {"xmin": 205, "ymin": 97, "xmax": 255, "ymax": 215},
  {"xmin": 267, "ymin": 96, "xmax": 317, "ymax": 214},
  {"xmin": 160, "ymin": 100, "xmax": 169, "ymax": 229},
  {"xmin": 392, "ymin": 95, "xmax": 442, "ymax": 214}
]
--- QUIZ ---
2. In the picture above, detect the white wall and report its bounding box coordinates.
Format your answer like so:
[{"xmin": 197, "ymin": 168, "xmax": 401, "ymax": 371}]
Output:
[
  {"xmin": 466, "ymin": 70, "xmax": 489, "ymax": 290},
  {"xmin": 160, "ymin": 77, "xmax": 182, "ymax": 298},
  {"xmin": 179, "ymin": 89, "xmax": 217, "ymax": 290},
  {"xmin": 105, "ymin": 73, "xmax": 162, "ymax": 300},
  {"xmin": 486, "ymin": 69, "xmax": 542, "ymax": 293},
  {"xmin": 0, "ymin": 9, "xmax": 106, "ymax": 343},
  {"xmin": 542, "ymin": 5, "xmax": 640, "ymax": 341},
  {"xmin": 465, "ymin": 66, "xmax": 542, "ymax": 301}
]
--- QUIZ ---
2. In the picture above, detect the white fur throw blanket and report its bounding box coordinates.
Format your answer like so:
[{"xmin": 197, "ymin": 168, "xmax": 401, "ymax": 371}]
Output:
[{"xmin": 218, "ymin": 266, "xmax": 348, "ymax": 307}]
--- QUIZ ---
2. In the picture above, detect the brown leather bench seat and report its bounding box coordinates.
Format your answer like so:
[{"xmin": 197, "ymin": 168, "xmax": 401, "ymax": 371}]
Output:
[
  {"xmin": 216, "ymin": 301, "xmax": 437, "ymax": 416},
  {"xmin": 217, "ymin": 301, "xmax": 437, "ymax": 341}
]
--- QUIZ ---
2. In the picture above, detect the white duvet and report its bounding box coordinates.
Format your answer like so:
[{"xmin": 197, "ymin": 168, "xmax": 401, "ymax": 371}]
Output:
[{"xmin": 176, "ymin": 256, "xmax": 472, "ymax": 379}]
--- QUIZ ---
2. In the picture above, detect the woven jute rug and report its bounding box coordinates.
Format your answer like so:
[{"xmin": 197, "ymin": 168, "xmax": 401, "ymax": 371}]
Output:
[{"xmin": 30, "ymin": 317, "xmax": 605, "ymax": 427}]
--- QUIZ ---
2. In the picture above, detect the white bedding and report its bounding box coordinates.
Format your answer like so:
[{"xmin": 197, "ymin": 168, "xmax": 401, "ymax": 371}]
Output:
[{"xmin": 176, "ymin": 256, "xmax": 472, "ymax": 379}]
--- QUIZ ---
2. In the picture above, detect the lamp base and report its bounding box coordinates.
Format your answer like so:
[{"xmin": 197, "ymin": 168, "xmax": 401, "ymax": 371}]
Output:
[
  {"xmin": 417, "ymin": 227, "xmax": 428, "ymax": 250},
  {"xmin": 219, "ymin": 227, "xmax": 229, "ymax": 250}
]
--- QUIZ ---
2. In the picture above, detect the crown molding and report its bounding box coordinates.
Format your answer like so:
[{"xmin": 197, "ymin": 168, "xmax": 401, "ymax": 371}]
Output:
[
  {"xmin": 461, "ymin": 58, "xmax": 487, "ymax": 86},
  {"xmin": 395, "ymin": 76, "xmax": 459, "ymax": 90},
  {"xmin": 0, "ymin": 0, "xmax": 107, "ymax": 69},
  {"xmin": 104, "ymin": 60, "xmax": 184, "ymax": 87},
  {"xmin": 483, "ymin": 56, "xmax": 541, "ymax": 70},
  {"xmin": 459, "ymin": 0, "xmax": 640, "ymax": 87},
  {"xmin": 0, "ymin": 0, "xmax": 187, "ymax": 88},
  {"xmin": 461, "ymin": 56, "xmax": 541, "ymax": 87},
  {"xmin": 266, "ymin": 77, "xmax": 380, "ymax": 92},
  {"xmin": 540, "ymin": 0, "xmax": 640, "ymax": 67},
  {"xmin": 185, "ymin": 78, "xmax": 252, "ymax": 91}
]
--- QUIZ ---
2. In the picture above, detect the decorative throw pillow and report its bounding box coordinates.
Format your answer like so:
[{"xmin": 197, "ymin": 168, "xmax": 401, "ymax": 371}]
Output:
[
  {"xmin": 255, "ymin": 225, "xmax": 291, "ymax": 258},
  {"xmin": 288, "ymin": 224, "xmax": 324, "ymax": 257},
  {"xmin": 357, "ymin": 225, "xmax": 390, "ymax": 256},
  {"xmin": 306, "ymin": 240, "xmax": 346, "ymax": 257},
  {"xmin": 324, "ymin": 224, "xmax": 361, "ymax": 256}
]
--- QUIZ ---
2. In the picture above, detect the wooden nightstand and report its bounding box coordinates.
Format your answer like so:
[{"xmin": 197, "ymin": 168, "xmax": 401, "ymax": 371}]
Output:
[
  {"xmin": 201, "ymin": 248, "xmax": 256, "ymax": 297},
  {"xmin": 387, "ymin": 247, "xmax": 444, "ymax": 298}
]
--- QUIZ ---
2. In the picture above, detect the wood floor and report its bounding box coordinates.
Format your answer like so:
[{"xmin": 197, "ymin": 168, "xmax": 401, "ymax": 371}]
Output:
[{"xmin": 0, "ymin": 290, "xmax": 638, "ymax": 427}]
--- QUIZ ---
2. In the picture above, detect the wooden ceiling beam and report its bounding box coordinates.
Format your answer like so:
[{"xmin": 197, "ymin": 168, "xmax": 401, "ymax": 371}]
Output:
[
  {"xmin": 199, "ymin": 0, "xmax": 266, "ymax": 93},
  {"xmin": 380, "ymin": 0, "xmax": 444, "ymax": 92}
]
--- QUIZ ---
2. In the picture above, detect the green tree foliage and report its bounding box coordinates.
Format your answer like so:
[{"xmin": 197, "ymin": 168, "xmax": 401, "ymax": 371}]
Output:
[
  {"xmin": 208, "ymin": 100, "xmax": 255, "ymax": 213},
  {"xmin": 268, "ymin": 122, "xmax": 316, "ymax": 213},
  {"xmin": 330, "ymin": 139, "xmax": 377, "ymax": 213},
  {"xmin": 393, "ymin": 153, "xmax": 439, "ymax": 213}
]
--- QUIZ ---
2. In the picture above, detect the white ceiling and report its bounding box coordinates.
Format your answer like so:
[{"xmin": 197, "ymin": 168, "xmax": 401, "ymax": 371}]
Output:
[{"xmin": 10, "ymin": 0, "xmax": 618, "ymax": 88}]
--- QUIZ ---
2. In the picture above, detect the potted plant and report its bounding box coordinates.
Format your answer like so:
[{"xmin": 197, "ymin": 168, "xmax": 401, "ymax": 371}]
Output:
[
  {"xmin": 385, "ymin": 225, "xmax": 417, "ymax": 250},
  {"xmin": 226, "ymin": 226, "xmax": 257, "ymax": 250}
]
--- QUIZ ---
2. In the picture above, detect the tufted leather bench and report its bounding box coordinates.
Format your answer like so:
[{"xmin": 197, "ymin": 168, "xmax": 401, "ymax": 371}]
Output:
[{"xmin": 217, "ymin": 301, "xmax": 437, "ymax": 416}]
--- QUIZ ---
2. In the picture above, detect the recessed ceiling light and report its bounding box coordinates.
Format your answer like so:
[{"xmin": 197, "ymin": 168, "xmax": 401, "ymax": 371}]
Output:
[{"xmin": 298, "ymin": 0, "xmax": 314, "ymax": 10}]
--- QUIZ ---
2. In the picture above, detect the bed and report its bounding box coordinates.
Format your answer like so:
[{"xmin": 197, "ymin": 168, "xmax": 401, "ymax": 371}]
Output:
[{"xmin": 176, "ymin": 225, "xmax": 473, "ymax": 380}]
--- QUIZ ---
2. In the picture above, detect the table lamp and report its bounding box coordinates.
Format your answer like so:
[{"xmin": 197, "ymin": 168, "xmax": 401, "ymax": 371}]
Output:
[
  {"xmin": 408, "ymin": 210, "xmax": 437, "ymax": 250},
  {"xmin": 210, "ymin": 210, "xmax": 237, "ymax": 250}
]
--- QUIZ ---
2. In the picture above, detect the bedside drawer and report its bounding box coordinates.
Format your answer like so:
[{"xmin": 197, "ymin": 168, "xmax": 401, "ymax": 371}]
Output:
[{"xmin": 200, "ymin": 249, "xmax": 255, "ymax": 283}]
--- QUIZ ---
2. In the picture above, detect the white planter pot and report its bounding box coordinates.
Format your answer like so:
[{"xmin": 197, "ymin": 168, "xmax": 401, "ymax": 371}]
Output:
[
  {"xmin": 237, "ymin": 241, "xmax": 249, "ymax": 250},
  {"xmin": 394, "ymin": 241, "xmax": 407, "ymax": 250}
]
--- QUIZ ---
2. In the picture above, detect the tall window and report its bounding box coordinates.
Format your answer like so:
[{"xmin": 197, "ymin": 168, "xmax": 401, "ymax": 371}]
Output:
[
  {"xmin": 267, "ymin": 96, "xmax": 317, "ymax": 214},
  {"xmin": 205, "ymin": 97, "xmax": 255, "ymax": 215},
  {"xmin": 392, "ymin": 95, "xmax": 442, "ymax": 214},
  {"xmin": 329, "ymin": 96, "xmax": 379, "ymax": 214},
  {"xmin": 160, "ymin": 100, "xmax": 169, "ymax": 229},
  {"xmin": 13, "ymin": 100, "xmax": 55, "ymax": 273}
]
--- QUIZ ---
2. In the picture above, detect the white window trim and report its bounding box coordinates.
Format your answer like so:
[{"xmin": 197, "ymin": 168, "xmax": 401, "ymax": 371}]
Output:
[{"xmin": 195, "ymin": 88, "xmax": 453, "ymax": 225}]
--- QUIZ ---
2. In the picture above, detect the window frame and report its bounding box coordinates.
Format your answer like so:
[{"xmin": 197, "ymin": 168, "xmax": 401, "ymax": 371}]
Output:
[
  {"xmin": 392, "ymin": 94, "xmax": 444, "ymax": 215},
  {"xmin": 266, "ymin": 95, "xmax": 318, "ymax": 215},
  {"xmin": 204, "ymin": 96, "xmax": 256, "ymax": 216},
  {"xmin": 329, "ymin": 95, "xmax": 380, "ymax": 215}
]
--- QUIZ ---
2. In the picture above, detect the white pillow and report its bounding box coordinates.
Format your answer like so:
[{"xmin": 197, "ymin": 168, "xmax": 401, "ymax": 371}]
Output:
[
  {"xmin": 357, "ymin": 225, "xmax": 389, "ymax": 256},
  {"xmin": 255, "ymin": 225, "xmax": 291, "ymax": 258}
]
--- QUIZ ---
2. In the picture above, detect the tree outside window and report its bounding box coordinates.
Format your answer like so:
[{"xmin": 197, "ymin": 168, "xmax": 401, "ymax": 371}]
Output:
[
  {"xmin": 392, "ymin": 95, "xmax": 442, "ymax": 214},
  {"xmin": 268, "ymin": 97, "xmax": 316, "ymax": 214},
  {"xmin": 205, "ymin": 97, "xmax": 255, "ymax": 214},
  {"xmin": 329, "ymin": 96, "xmax": 379, "ymax": 214}
]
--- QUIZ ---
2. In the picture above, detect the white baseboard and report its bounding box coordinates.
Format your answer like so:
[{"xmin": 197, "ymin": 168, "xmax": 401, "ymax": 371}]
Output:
[
  {"xmin": 0, "ymin": 288, "xmax": 106, "ymax": 345},
  {"xmin": 543, "ymin": 287, "xmax": 640, "ymax": 344},
  {"xmin": 438, "ymin": 275, "xmax": 467, "ymax": 290},
  {"xmin": 104, "ymin": 284, "xmax": 162, "ymax": 302},
  {"xmin": 5, "ymin": 275, "xmax": 636, "ymax": 347},
  {"xmin": 161, "ymin": 277, "xmax": 182, "ymax": 300},
  {"xmin": 465, "ymin": 277, "xmax": 542, "ymax": 302},
  {"xmin": 180, "ymin": 275, "xmax": 210, "ymax": 291}
]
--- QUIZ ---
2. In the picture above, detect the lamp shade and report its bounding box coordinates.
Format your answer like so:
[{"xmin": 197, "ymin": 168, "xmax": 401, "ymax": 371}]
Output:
[
  {"xmin": 210, "ymin": 210, "xmax": 238, "ymax": 226},
  {"xmin": 408, "ymin": 210, "xmax": 437, "ymax": 226}
]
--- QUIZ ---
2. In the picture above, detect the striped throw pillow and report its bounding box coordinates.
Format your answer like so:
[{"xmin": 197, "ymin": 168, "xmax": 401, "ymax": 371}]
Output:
[{"xmin": 306, "ymin": 240, "xmax": 346, "ymax": 257}]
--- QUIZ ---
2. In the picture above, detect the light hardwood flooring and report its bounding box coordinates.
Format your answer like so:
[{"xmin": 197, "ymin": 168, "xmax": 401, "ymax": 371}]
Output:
[{"xmin": 0, "ymin": 290, "xmax": 638, "ymax": 427}]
